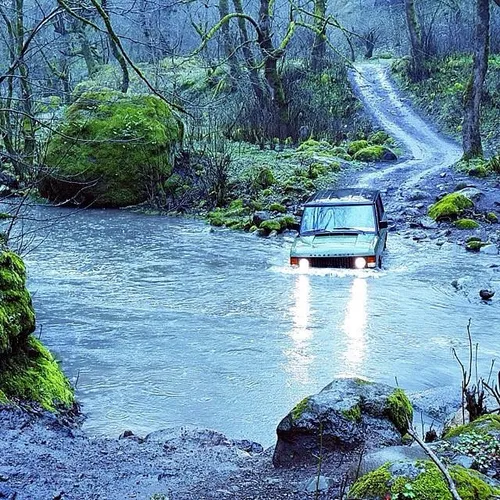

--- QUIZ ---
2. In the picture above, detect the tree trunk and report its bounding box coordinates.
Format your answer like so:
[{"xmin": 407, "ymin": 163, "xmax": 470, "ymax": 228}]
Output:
[
  {"xmin": 462, "ymin": 0, "xmax": 490, "ymax": 159},
  {"xmin": 218, "ymin": 0, "xmax": 240, "ymax": 85},
  {"xmin": 101, "ymin": 0, "xmax": 129, "ymax": 93},
  {"xmin": 310, "ymin": 0, "xmax": 327, "ymax": 71},
  {"xmin": 257, "ymin": 0, "xmax": 289, "ymax": 138},
  {"xmin": 404, "ymin": 0, "xmax": 428, "ymax": 81},
  {"xmin": 232, "ymin": 0, "xmax": 264, "ymax": 103}
]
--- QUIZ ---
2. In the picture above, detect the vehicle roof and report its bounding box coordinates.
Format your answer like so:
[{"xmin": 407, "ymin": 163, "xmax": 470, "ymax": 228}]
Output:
[{"xmin": 303, "ymin": 188, "xmax": 380, "ymax": 206}]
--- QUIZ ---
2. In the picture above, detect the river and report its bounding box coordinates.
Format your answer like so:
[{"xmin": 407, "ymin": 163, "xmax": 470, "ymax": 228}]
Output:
[{"xmin": 23, "ymin": 205, "xmax": 499, "ymax": 447}]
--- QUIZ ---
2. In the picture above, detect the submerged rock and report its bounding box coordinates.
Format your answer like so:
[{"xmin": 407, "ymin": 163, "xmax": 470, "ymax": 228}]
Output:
[{"xmin": 273, "ymin": 378, "xmax": 412, "ymax": 467}]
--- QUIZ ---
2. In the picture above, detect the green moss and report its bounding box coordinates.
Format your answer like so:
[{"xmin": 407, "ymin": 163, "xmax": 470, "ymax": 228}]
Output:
[
  {"xmin": 269, "ymin": 203, "xmax": 287, "ymax": 213},
  {"xmin": 277, "ymin": 216, "xmax": 296, "ymax": 230},
  {"xmin": 291, "ymin": 397, "xmax": 311, "ymax": 420},
  {"xmin": 259, "ymin": 220, "xmax": 281, "ymax": 232},
  {"xmin": 428, "ymin": 193, "xmax": 474, "ymax": 221},
  {"xmin": 0, "ymin": 337, "xmax": 74, "ymax": 410},
  {"xmin": 0, "ymin": 389, "xmax": 7, "ymax": 404},
  {"xmin": 353, "ymin": 145, "xmax": 384, "ymax": 161},
  {"xmin": 454, "ymin": 218, "xmax": 479, "ymax": 230},
  {"xmin": 347, "ymin": 464, "xmax": 392, "ymax": 498},
  {"xmin": 385, "ymin": 388, "xmax": 413, "ymax": 435},
  {"xmin": 466, "ymin": 240, "xmax": 486, "ymax": 252},
  {"xmin": 444, "ymin": 414, "xmax": 500, "ymax": 439},
  {"xmin": 487, "ymin": 212, "xmax": 498, "ymax": 223},
  {"xmin": 347, "ymin": 140, "xmax": 369, "ymax": 155},
  {"xmin": 348, "ymin": 462, "xmax": 499, "ymax": 500},
  {"xmin": 466, "ymin": 236, "xmax": 482, "ymax": 243},
  {"xmin": 0, "ymin": 251, "xmax": 36, "ymax": 355},
  {"xmin": 41, "ymin": 90, "xmax": 183, "ymax": 208},
  {"xmin": 342, "ymin": 404, "xmax": 362, "ymax": 423}
]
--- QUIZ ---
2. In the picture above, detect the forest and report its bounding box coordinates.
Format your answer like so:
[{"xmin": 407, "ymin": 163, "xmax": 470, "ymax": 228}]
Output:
[{"xmin": 1, "ymin": 1, "xmax": 500, "ymax": 499}]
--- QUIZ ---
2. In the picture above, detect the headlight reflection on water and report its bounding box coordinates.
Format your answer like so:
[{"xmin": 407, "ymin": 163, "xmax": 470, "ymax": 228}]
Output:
[
  {"xmin": 284, "ymin": 274, "xmax": 314, "ymax": 383},
  {"xmin": 341, "ymin": 277, "xmax": 368, "ymax": 376}
]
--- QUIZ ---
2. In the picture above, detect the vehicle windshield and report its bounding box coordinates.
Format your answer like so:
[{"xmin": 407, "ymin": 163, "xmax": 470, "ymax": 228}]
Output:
[{"xmin": 300, "ymin": 204, "xmax": 376, "ymax": 234}]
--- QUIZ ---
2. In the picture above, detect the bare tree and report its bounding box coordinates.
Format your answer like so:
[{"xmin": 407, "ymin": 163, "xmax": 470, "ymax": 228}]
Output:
[{"xmin": 404, "ymin": 0, "xmax": 428, "ymax": 81}]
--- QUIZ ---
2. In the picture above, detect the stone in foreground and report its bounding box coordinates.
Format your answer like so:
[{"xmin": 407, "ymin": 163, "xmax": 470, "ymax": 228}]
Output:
[{"xmin": 273, "ymin": 378, "xmax": 413, "ymax": 467}]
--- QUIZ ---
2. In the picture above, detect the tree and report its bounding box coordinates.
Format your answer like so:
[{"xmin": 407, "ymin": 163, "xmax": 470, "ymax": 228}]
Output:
[
  {"xmin": 404, "ymin": 0, "xmax": 428, "ymax": 81},
  {"xmin": 462, "ymin": 0, "xmax": 499, "ymax": 159}
]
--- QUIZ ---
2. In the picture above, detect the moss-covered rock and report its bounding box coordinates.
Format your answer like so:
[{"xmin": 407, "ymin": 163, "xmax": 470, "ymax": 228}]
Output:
[
  {"xmin": 0, "ymin": 337, "xmax": 74, "ymax": 410},
  {"xmin": 40, "ymin": 90, "xmax": 183, "ymax": 208},
  {"xmin": 0, "ymin": 251, "xmax": 36, "ymax": 355},
  {"xmin": 269, "ymin": 203, "xmax": 287, "ymax": 213},
  {"xmin": 347, "ymin": 140, "xmax": 369, "ymax": 155},
  {"xmin": 444, "ymin": 414, "xmax": 500, "ymax": 440},
  {"xmin": 259, "ymin": 219, "xmax": 281, "ymax": 233},
  {"xmin": 428, "ymin": 193, "xmax": 474, "ymax": 221},
  {"xmin": 353, "ymin": 145, "xmax": 397, "ymax": 162},
  {"xmin": 348, "ymin": 461, "xmax": 500, "ymax": 500},
  {"xmin": 0, "ymin": 250, "xmax": 74, "ymax": 410},
  {"xmin": 455, "ymin": 218, "xmax": 479, "ymax": 230},
  {"xmin": 386, "ymin": 388, "xmax": 413, "ymax": 435},
  {"xmin": 466, "ymin": 240, "xmax": 487, "ymax": 252},
  {"xmin": 487, "ymin": 212, "xmax": 498, "ymax": 223}
]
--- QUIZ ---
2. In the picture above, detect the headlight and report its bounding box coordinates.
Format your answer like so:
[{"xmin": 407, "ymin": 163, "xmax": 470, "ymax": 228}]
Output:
[
  {"xmin": 299, "ymin": 258, "xmax": 310, "ymax": 270},
  {"xmin": 354, "ymin": 257, "xmax": 367, "ymax": 269}
]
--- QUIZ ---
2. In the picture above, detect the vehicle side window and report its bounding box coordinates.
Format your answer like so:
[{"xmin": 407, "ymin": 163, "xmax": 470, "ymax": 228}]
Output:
[{"xmin": 376, "ymin": 196, "xmax": 384, "ymax": 220}]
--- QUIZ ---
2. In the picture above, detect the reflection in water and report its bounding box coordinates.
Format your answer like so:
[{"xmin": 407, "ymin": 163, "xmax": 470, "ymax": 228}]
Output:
[
  {"xmin": 341, "ymin": 278, "xmax": 368, "ymax": 376},
  {"xmin": 285, "ymin": 274, "xmax": 314, "ymax": 383}
]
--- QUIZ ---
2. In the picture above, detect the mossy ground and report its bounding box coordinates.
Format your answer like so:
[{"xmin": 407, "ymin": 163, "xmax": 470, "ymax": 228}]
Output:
[
  {"xmin": 428, "ymin": 193, "xmax": 474, "ymax": 221},
  {"xmin": 454, "ymin": 218, "xmax": 479, "ymax": 230},
  {"xmin": 41, "ymin": 90, "xmax": 183, "ymax": 208},
  {"xmin": 348, "ymin": 461, "xmax": 499, "ymax": 500}
]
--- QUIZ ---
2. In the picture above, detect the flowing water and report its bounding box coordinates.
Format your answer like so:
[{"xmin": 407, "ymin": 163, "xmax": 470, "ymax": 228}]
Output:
[
  {"xmin": 24, "ymin": 207, "xmax": 499, "ymax": 447},
  {"xmin": 18, "ymin": 62, "xmax": 500, "ymax": 447}
]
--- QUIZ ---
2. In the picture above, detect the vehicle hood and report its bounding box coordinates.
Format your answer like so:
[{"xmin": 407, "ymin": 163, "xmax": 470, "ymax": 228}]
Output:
[{"xmin": 291, "ymin": 233, "xmax": 378, "ymax": 257}]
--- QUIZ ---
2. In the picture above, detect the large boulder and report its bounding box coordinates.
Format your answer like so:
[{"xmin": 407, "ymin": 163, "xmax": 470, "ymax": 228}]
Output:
[
  {"xmin": 273, "ymin": 378, "xmax": 413, "ymax": 467},
  {"xmin": 40, "ymin": 90, "xmax": 183, "ymax": 208},
  {"xmin": 0, "ymin": 250, "xmax": 74, "ymax": 410}
]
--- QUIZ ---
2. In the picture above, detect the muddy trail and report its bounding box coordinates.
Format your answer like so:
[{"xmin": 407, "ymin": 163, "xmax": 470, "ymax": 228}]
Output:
[
  {"xmin": 1, "ymin": 63, "xmax": 499, "ymax": 500},
  {"xmin": 351, "ymin": 61, "xmax": 462, "ymax": 192}
]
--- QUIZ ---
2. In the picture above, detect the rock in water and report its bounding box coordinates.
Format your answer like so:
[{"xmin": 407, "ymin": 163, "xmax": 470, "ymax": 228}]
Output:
[
  {"xmin": 272, "ymin": 378, "xmax": 413, "ymax": 467},
  {"xmin": 479, "ymin": 289, "xmax": 495, "ymax": 300}
]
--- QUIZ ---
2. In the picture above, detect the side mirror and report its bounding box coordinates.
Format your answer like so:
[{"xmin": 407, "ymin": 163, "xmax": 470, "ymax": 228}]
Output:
[{"xmin": 379, "ymin": 220, "xmax": 388, "ymax": 229}]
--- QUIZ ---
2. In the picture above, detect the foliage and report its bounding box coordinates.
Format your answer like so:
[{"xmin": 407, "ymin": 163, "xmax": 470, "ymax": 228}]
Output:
[
  {"xmin": 41, "ymin": 90, "xmax": 183, "ymax": 207},
  {"xmin": 428, "ymin": 193, "xmax": 474, "ymax": 221}
]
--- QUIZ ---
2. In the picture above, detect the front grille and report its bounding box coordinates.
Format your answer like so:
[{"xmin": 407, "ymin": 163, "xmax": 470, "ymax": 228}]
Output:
[{"xmin": 308, "ymin": 256, "xmax": 354, "ymax": 268}]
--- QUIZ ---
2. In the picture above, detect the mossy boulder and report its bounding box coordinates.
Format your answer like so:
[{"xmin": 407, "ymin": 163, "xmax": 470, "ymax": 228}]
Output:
[
  {"xmin": 466, "ymin": 240, "xmax": 487, "ymax": 252},
  {"xmin": 487, "ymin": 212, "xmax": 498, "ymax": 223},
  {"xmin": 347, "ymin": 140, "xmax": 369, "ymax": 155},
  {"xmin": 0, "ymin": 251, "xmax": 35, "ymax": 355},
  {"xmin": 353, "ymin": 145, "xmax": 397, "ymax": 162},
  {"xmin": 273, "ymin": 378, "xmax": 413, "ymax": 467},
  {"xmin": 428, "ymin": 193, "xmax": 474, "ymax": 221},
  {"xmin": 40, "ymin": 90, "xmax": 183, "ymax": 208},
  {"xmin": 455, "ymin": 218, "xmax": 479, "ymax": 230},
  {"xmin": 0, "ymin": 250, "xmax": 74, "ymax": 410},
  {"xmin": 348, "ymin": 461, "xmax": 499, "ymax": 500}
]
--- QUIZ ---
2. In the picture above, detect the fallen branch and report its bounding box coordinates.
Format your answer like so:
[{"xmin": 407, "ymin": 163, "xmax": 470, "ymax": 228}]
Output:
[{"xmin": 407, "ymin": 424, "xmax": 462, "ymax": 500}]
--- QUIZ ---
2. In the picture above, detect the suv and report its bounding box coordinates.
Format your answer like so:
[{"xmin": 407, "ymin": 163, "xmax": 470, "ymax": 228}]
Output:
[{"xmin": 290, "ymin": 188, "xmax": 388, "ymax": 269}]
